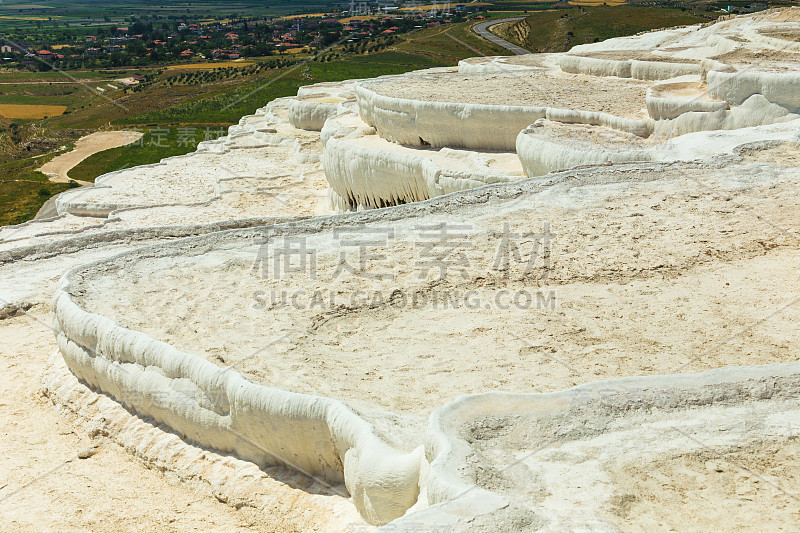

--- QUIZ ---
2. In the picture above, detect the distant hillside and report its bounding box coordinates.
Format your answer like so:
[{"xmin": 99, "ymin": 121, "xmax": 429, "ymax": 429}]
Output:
[{"xmin": 495, "ymin": 6, "xmax": 708, "ymax": 53}]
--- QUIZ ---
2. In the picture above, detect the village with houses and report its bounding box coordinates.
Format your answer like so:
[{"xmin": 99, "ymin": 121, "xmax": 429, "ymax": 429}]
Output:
[{"xmin": 1, "ymin": 3, "xmax": 486, "ymax": 73}]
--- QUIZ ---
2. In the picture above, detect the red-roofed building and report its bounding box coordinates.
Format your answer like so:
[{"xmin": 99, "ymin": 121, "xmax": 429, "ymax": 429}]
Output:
[
  {"xmin": 211, "ymin": 48, "xmax": 240, "ymax": 59},
  {"xmin": 37, "ymin": 49, "xmax": 56, "ymax": 61}
]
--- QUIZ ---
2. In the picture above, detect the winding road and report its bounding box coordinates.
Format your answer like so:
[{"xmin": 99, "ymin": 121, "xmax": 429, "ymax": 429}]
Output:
[{"xmin": 472, "ymin": 17, "xmax": 531, "ymax": 55}]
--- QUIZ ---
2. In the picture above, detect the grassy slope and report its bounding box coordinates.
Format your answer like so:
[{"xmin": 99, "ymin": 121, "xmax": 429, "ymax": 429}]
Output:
[
  {"xmin": 509, "ymin": 6, "xmax": 707, "ymax": 52},
  {"xmin": 68, "ymin": 127, "xmax": 227, "ymax": 182},
  {"xmin": 394, "ymin": 20, "xmax": 508, "ymax": 61},
  {"xmin": 0, "ymin": 156, "xmax": 78, "ymax": 225},
  {"xmin": 117, "ymin": 52, "xmax": 444, "ymax": 126}
]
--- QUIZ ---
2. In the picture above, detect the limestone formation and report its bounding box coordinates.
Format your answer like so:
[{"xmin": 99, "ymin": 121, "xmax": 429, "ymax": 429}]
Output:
[{"xmin": 4, "ymin": 7, "xmax": 800, "ymax": 531}]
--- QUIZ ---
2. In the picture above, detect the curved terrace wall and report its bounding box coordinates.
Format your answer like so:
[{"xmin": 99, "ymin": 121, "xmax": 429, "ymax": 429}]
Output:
[
  {"xmin": 52, "ymin": 237, "xmax": 424, "ymax": 526},
  {"xmin": 321, "ymin": 113, "xmax": 523, "ymax": 211},
  {"xmin": 355, "ymin": 81, "xmax": 548, "ymax": 151},
  {"xmin": 355, "ymin": 82, "xmax": 653, "ymax": 152},
  {"xmin": 48, "ymin": 137, "xmax": 800, "ymax": 529},
  {"xmin": 645, "ymin": 79, "xmax": 729, "ymax": 120},
  {"xmin": 404, "ymin": 362, "xmax": 800, "ymax": 530},
  {"xmin": 516, "ymin": 123, "xmax": 660, "ymax": 176},
  {"xmin": 558, "ymin": 54, "xmax": 702, "ymax": 81},
  {"xmin": 289, "ymin": 95, "xmax": 348, "ymax": 131},
  {"xmin": 707, "ymin": 68, "xmax": 800, "ymax": 112},
  {"xmin": 652, "ymin": 93, "xmax": 800, "ymax": 137}
]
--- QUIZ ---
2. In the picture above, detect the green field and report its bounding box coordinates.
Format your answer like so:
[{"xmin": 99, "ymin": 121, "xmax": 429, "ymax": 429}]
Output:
[
  {"xmin": 119, "ymin": 51, "xmax": 449, "ymax": 126},
  {"xmin": 0, "ymin": 83, "xmax": 90, "ymax": 108},
  {"xmin": 0, "ymin": 155, "xmax": 78, "ymax": 226},
  {"xmin": 0, "ymin": 70, "xmax": 129, "ymax": 81}
]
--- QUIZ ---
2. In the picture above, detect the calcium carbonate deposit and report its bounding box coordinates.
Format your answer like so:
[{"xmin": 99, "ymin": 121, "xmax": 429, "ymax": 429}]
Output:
[{"xmin": 4, "ymin": 7, "xmax": 800, "ymax": 532}]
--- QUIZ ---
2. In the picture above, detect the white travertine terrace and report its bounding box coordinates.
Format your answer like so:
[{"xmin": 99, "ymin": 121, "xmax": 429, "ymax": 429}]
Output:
[
  {"xmin": 558, "ymin": 52, "xmax": 703, "ymax": 80},
  {"xmin": 355, "ymin": 71, "xmax": 654, "ymax": 150},
  {"xmin": 516, "ymin": 119, "xmax": 665, "ymax": 176},
  {"xmin": 289, "ymin": 80, "xmax": 357, "ymax": 130},
  {"xmin": 4, "ymin": 7, "xmax": 800, "ymax": 531},
  {"xmin": 645, "ymin": 76, "xmax": 729, "ymax": 120},
  {"xmin": 322, "ymin": 110, "xmax": 525, "ymax": 210},
  {"xmin": 48, "ymin": 146, "xmax": 800, "ymax": 529}
]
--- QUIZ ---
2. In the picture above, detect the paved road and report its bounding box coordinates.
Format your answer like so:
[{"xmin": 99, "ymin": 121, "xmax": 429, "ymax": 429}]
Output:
[{"xmin": 472, "ymin": 17, "xmax": 531, "ymax": 56}]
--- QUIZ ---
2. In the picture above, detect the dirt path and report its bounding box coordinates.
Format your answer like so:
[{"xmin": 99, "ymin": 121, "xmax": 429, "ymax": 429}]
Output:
[{"xmin": 38, "ymin": 130, "xmax": 143, "ymax": 184}]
